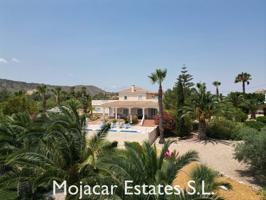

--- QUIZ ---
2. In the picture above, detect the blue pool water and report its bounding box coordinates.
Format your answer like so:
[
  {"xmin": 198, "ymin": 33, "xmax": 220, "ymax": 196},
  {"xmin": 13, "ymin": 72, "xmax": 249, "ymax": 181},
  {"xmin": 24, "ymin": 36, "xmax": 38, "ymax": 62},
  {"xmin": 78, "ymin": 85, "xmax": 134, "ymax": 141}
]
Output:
[{"xmin": 85, "ymin": 128, "xmax": 139, "ymax": 133}]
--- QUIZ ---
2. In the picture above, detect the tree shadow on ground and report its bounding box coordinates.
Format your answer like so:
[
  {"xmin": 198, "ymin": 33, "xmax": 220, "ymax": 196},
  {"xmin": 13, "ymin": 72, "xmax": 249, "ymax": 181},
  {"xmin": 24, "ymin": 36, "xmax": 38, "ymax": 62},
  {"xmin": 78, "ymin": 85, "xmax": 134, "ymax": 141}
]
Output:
[
  {"xmin": 164, "ymin": 130, "xmax": 178, "ymax": 138},
  {"xmin": 164, "ymin": 131, "xmax": 233, "ymax": 146},
  {"xmin": 177, "ymin": 132, "xmax": 233, "ymax": 146},
  {"xmin": 235, "ymin": 168, "xmax": 264, "ymax": 188},
  {"xmin": 190, "ymin": 137, "xmax": 232, "ymax": 146}
]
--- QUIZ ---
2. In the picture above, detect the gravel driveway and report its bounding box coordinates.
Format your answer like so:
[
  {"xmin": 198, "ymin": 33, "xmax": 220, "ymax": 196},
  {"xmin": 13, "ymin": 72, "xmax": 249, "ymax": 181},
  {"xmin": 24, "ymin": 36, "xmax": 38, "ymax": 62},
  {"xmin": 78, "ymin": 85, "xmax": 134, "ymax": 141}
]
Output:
[{"xmin": 156, "ymin": 136, "xmax": 260, "ymax": 189}]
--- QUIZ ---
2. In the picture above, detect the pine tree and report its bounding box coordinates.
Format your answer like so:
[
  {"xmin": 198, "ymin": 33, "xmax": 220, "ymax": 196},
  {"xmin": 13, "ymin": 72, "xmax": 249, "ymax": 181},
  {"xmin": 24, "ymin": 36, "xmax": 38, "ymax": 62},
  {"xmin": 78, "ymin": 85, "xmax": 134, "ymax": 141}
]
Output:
[
  {"xmin": 175, "ymin": 66, "xmax": 194, "ymax": 137},
  {"xmin": 176, "ymin": 79, "xmax": 188, "ymax": 137},
  {"xmin": 179, "ymin": 65, "xmax": 194, "ymax": 97}
]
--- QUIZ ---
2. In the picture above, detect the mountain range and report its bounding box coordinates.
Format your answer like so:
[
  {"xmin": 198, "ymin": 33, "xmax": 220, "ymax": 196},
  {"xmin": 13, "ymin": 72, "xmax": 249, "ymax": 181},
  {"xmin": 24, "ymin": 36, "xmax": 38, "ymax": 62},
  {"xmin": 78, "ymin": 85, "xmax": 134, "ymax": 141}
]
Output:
[{"xmin": 0, "ymin": 78, "xmax": 106, "ymax": 96}]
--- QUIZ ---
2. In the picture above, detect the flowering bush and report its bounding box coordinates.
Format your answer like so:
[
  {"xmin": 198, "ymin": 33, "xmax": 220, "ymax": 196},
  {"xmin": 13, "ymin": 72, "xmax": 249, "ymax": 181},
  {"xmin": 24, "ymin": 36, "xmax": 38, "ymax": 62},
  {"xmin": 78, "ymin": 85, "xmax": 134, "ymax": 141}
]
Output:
[
  {"xmin": 164, "ymin": 149, "xmax": 173, "ymax": 158},
  {"xmin": 154, "ymin": 112, "xmax": 175, "ymax": 132}
]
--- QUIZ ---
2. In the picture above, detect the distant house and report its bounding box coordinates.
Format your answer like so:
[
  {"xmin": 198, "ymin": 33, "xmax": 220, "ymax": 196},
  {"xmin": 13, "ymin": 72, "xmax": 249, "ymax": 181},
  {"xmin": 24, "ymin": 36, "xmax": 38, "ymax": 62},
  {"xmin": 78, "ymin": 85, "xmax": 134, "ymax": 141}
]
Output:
[{"xmin": 92, "ymin": 85, "xmax": 159, "ymax": 122}]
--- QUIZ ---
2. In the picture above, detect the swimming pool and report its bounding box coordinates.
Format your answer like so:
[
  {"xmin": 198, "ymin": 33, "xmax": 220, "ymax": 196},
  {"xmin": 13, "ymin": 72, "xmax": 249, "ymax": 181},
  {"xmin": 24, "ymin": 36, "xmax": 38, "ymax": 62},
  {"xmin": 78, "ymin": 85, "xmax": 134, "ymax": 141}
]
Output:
[
  {"xmin": 86, "ymin": 128, "xmax": 140, "ymax": 133},
  {"xmin": 86, "ymin": 124, "xmax": 158, "ymax": 145},
  {"xmin": 85, "ymin": 124, "xmax": 140, "ymax": 133}
]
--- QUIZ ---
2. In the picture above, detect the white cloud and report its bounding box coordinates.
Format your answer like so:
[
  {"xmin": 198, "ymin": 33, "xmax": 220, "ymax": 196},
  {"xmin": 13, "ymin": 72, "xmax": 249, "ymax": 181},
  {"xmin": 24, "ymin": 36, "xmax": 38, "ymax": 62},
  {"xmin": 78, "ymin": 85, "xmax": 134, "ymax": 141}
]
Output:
[
  {"xmin": 11, "ymin": 57, "xmax": 20, "ymax": 63},
  {"xmin": 0, "ymin": 57, "xmax": 20, "ymax": 64},
  {"xmin": 0, "ymin": 58, "xmax": 8, "ymax": 64}
]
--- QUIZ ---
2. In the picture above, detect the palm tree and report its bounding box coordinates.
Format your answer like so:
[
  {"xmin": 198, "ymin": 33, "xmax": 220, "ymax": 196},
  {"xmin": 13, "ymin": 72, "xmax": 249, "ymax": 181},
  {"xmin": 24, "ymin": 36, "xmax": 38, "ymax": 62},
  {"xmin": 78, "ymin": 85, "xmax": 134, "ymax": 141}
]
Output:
[
  {"xmin": 2, "ymin": 104, "xmax": 117, "ymax": 199},
  {"xmin": 102, "ymin": 140, "xmax": 199, "ymax": 199},
  {"xmin": 227, "ymin": 92, "xmax": 244, "ymax": 108},
  {"xmin": 149, "ymin": 68, "xmax": 167, "ymax": 144},
  {"xmin": 36, "ymin": 85, "xmax": 48, "ymax": 112},
  {"xmin": 190, "ymin": 165, "xmax": 231, "ymax": 194},
  {"xmin": 191, "ymin": 83, "xmax": 216, "ymax": 140},
  {"xmin": 212, "ymin": 81, "xmax": 221, "ymax": 98},
  {"xmin": 80, "ymin": 95, "xmax": 92, "ymax": 114},
  {"xmin": 52, "ymin": 86, "xmax": 62, "ymax": 106},
  {"xmin": 245, "ymin": 98, "xmax": 258, "ymax": 119},
  {"xmin": 234, "ymin": 72, "xmax": 252, "ymax": 94},
  {"xmin": 0, "ymin": 112, "xmax": 43, "ymax": 199}
]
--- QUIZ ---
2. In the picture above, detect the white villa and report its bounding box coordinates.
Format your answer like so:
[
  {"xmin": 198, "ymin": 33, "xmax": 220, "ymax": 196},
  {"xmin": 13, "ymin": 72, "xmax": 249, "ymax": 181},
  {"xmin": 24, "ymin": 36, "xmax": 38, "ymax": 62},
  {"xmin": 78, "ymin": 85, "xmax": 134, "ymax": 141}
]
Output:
[{"xmin": 92, "ymin": 85, "xmax": 159, "ymax": 123}]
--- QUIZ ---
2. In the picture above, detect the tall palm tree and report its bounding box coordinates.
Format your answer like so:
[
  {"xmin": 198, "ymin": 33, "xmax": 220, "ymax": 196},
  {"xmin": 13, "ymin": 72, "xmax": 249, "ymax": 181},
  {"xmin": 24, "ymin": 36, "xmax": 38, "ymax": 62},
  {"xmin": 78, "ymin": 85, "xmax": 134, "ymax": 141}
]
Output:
[
  {"xmin": 52, "ymin": 86, "xmax": 62, "ymax": 106},
  {"xmin": 149, "ymin": 68, "xmax": 167, "ymax": 144},
  {"xmin": 36, "ymin": 85, "xmax": 48, "ymax": 112},
  {"xmin": 212, "ymin": 81, "xmax": 221, "ymax": 98},
  {"xmin": 234, "ymin": 72, "xmax": 252, "ymax": 94},
  {"xmin": 191, "ymin": 83, "xmax": 216, "ymax": 140}
]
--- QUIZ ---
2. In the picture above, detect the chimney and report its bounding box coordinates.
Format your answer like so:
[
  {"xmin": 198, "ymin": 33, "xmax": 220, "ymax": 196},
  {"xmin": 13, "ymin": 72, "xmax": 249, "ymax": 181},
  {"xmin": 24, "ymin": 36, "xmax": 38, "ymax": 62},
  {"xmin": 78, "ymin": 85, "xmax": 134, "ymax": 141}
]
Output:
[{"xmin": 131, "ymin": 85, "xmax": 136, "ymax": 92}]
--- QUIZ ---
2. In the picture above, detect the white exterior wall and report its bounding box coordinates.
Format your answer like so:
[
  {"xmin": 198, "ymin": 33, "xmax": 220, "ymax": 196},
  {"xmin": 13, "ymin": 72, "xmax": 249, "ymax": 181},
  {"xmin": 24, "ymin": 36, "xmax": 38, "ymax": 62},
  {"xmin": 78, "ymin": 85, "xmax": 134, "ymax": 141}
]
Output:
[
  {"xmin": 119, "ymin": 93, "xmax": 146, "ymax": 101},
  {"xmin": 119, "ymin": 93, "xmax": 157, "ymax": 101},
  {"xmin": 92, "ymin": 100, "xmax": 114, "ymax": 114}
]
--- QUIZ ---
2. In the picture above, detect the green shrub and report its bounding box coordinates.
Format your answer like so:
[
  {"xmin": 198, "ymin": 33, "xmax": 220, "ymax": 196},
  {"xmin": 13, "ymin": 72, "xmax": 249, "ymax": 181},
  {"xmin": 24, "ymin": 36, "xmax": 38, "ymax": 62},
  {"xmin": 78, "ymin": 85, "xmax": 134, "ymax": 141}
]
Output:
[
  {"xmin": 89, "ymin": 114, "xmax": 100, "ymax": 121},
  {"xmin": 176, "ymin": 116, "xmax": 192, "ymax": 137},
  {"xmin": 245, "ymin": 120, "xmax": 265, "ymax": 131},
  {"xmin": 260, "ymin": 188, "xmax": 266, "ymax": 200},
  {"xmin": 124, "ymin": 118, "xmax": 129, "ymax": 124},
  {"xmin": 215, "ymin": 101, "xmax": 248, "ymax": 122},
  {"xmin": 207, "ymin": 117, "xmax": 243, "ymax": 140},
  {"xmin": 131, "ymin": 115, "xmax": 139, "ymax": 124},
  {"xmin": 1, "ymin": 95, "xmax": 38, "ymax": 115},
  {"xmin": 125, "ymin": 115, "xmax": 139, "ymax": 124},
  {"xmin": 233, "ymin": 127, "xmax": 258, "ymax": 140},
  {"xmin": 235, "ymin": 128, "xmax": 266, "ymax": 184},
  {"xmin": 257, "ymin": 116, "xmax": 266, "ymax": 124}
]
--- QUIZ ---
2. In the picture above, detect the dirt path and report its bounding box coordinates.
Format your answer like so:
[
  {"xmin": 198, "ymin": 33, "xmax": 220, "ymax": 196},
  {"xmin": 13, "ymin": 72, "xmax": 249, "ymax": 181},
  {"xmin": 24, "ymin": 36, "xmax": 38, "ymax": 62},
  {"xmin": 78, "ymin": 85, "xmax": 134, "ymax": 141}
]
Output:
[{"xmin": 156, "ymin": 136, "xmax": 260, "ymax": 189}]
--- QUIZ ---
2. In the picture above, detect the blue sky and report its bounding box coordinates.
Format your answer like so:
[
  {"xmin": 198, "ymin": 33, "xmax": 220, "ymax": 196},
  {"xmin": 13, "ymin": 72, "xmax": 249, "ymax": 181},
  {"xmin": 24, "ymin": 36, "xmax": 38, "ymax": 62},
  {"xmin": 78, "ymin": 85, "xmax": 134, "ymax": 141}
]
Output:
[{"xmin": 0, "ymin": 0, "xmax": 265, "ymax": 93}]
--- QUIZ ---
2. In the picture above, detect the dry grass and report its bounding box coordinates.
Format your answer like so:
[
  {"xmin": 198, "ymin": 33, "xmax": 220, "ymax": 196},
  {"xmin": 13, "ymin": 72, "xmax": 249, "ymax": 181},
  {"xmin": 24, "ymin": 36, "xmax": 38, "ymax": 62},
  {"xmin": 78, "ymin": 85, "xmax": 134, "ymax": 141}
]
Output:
[{"xmin": 173, "ymin": 162, "xmax": 263, "ymax": 200}]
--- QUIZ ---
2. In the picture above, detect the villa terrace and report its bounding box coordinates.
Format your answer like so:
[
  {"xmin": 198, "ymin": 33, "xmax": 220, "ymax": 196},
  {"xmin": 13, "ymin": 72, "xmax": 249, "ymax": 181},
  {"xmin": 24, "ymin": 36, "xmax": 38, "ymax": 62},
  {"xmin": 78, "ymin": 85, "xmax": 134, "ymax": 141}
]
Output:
[{"xmin": 92, "ymin": 85, "xmax": 159, "ymax": 125}]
